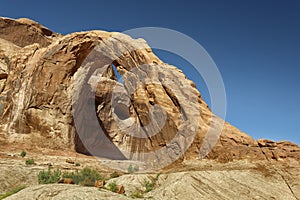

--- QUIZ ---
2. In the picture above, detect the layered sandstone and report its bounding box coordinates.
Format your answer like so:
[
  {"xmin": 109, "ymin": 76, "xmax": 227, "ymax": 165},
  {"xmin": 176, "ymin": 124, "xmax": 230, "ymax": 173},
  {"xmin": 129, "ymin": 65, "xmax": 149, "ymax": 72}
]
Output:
[{"xmin": 0, "ymin": 17, "xmax": 299, "ymax": 168}]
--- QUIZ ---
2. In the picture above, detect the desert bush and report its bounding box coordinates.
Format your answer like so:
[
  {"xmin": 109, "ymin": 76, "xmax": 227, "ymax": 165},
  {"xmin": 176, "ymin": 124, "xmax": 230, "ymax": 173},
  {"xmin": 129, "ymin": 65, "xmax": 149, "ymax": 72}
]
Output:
[
  {"xmin": 20, "ymin": 150, "xmax": 26, "ymax": 158},
  {"xmin": 62, "ymin": 167, "xmax": 103, "ymax": 186},
  {"xmin": 107, "ymin": 181, "xmax": 117, "ymax": 193},
  {"xmin": 153, "ymin": 173, "xmax": 160, "ymax": 182},
  {"xmin": 38, "ymin": 167, "xmax": 61, "ymax": 184},
  {"xmin": 0, "ymin": 186, "xmax": 26, "ymax": 200},
  {"xmin": 127, "ymin": 164, "xmax": 139, "ymax": 173},
  {"xmin": 130, "ymin": 190, "xmax": 144, "ymax": 198},
  {"xmin": 62, "ymin": 172, "xmax": 79, "ymax": 183},
  {"xmin": 143, "ymin": 174, "xmax": 160, "ymax": 193},
  {"xmin": 127, "ymin": 164, "xmax": 134, "ymax": 173},
  {"xmin": 143, "ymin": 180, "xmax": 155, "ymax": 193},
  {"xmin": 128, "ymin": 174, "xmax": 161, "ymax": 198},
  {"xmin": 25, "ymin": 158, "xmax": 35, "ymax": 165},
  {"xmin": 38, "ymin": 167, "xmax": 103, "ymax": 186}
]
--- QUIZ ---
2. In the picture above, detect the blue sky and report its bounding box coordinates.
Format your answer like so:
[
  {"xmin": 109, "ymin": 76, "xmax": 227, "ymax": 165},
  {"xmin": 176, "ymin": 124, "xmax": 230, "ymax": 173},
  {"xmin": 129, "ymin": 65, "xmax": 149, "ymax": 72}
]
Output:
[{"xmin": 1, "ymin": 0, "xmax": 299, "ymax": 144}]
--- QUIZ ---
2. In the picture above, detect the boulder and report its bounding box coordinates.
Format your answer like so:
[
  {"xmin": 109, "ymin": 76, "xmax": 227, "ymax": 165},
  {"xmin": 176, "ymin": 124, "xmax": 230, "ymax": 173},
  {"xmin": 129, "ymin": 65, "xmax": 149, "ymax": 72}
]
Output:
[
  {"xmin": 58, "ymin": 178, "xmax": 75, "ymax": 184},
  {"xmin": 94, "ymin": 180, "xmax": 105, "ymax": 188}
]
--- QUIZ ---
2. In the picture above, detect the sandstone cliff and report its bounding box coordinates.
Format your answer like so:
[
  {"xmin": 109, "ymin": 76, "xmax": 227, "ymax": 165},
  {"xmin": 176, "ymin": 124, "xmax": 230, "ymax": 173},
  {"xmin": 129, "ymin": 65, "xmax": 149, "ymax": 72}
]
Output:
[{"xmin": 0, "ymin": 17, "xmax": 299, "ymax": 167}]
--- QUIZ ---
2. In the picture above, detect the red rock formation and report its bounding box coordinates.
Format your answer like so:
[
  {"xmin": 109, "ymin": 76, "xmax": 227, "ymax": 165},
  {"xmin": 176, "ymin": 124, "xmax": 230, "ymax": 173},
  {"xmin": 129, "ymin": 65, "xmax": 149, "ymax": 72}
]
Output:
[{"xmin": 0, "ymin": 17, "xmax": 299, "ymax": 168}]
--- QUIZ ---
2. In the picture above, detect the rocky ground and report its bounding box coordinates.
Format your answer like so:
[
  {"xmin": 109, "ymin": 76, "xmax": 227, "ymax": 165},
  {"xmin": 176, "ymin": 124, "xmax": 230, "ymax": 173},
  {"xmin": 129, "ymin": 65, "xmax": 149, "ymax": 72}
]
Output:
[{"xmin": 0, "ymin": 144, "xmax": 299, "ymax": 199}]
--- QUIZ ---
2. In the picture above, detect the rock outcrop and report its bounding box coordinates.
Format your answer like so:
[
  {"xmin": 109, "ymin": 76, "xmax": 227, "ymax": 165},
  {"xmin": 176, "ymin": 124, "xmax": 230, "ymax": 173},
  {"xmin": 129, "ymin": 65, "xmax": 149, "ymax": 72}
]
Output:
[
  {"xmin": 0, "ymin": 17, "xmax": 60, "ymax": 48},
  {"xmin": 0, "ymin": 17, "xmax": 299, "ymax": 170}
]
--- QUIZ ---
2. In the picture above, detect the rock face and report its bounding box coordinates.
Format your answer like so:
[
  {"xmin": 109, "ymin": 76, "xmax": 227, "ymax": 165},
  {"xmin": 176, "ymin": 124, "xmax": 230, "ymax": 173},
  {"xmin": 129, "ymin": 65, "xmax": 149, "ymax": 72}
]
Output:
[
  {"xmin": 0, "ymin": 17, "xmax": 59, "ymax": 48},
  {"xmin": 0, "ymin": 17, "xmax": 299, "ymax": 169}
]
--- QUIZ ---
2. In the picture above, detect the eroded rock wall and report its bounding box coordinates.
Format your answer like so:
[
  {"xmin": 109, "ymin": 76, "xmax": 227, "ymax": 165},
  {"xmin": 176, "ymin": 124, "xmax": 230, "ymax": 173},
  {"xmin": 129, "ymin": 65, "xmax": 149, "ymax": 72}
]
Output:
[{"xmin": 0, "ymin": 17, "xmax": 299, "ymax": 165}]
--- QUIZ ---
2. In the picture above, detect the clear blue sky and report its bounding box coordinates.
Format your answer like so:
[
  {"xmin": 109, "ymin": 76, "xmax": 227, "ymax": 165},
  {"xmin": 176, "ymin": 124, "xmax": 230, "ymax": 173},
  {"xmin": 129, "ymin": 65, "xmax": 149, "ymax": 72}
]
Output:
[{"xmin": 1, "ymin": 0, "xmax": 299, "ymax": 144}]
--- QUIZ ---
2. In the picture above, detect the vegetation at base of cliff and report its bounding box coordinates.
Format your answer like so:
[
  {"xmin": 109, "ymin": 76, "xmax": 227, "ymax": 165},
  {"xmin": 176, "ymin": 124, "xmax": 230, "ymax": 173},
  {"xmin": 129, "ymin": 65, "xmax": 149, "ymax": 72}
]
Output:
[
  {"xmin": 38, "ymin": 166, "xmax": 61, "ymax": 184},
  {"xmin": 38, "ymin": 167, "xmax": 104, "ymax": 186},
  {"xmin": 62, "ymin": 167, "xmax": 104, "ymax": 186},
  {"xmin": 37, "ymin": 165, "xmax": 160, "ymax": 196},
  {"xmin": 143, "ymin": 179, "xmax": 155, "ymax": 193},
  {"xmin": 127, "ymin": 164, "xmax": 139, "ymax": 173},
  {"xmin": 130, "ymin": 190, "xmax": 144, "ymax": 198},
  {"xmin": 130, "ymin": 174, "xmax": 160, "ymax": 198},
  {"xmin": 0, "ymin": 186, "xmax": 26, "ymax": 200},
  {"xmin": 143, "ymin": 174, "xmax": 160, "ymax": 193},
  {"xmin": 107, "ymin": 181, "xmax": 117, "ymax": 192}
]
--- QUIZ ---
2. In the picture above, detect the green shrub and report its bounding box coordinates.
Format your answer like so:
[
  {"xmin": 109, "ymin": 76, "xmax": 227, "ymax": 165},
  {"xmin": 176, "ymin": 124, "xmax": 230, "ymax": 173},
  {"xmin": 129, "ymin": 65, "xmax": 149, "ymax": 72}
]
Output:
[
  {"xmin": 62, "ymin": 167, "xmax": 103, "ymax": 186},
  {"xmin": 62, "ymin": 171, "xmax": 79, "ymax": 183},
  {"xmin": 127, "ymin": 164, "xmax": 134, "ymax": 173},
  {"xmin": 128, "ymin": 174, "xmax": 161, "ymax": 198},
  {"xmin": 107, "ymin": 181, "xmax": 117, "ymax": 193},
  {"xmin": 127, "ymin": 164, "xmax": 139, "ymax": 173},
  {"xmin": 38, "ymin": 166, "xmax": 61, "ymax": 184},
  {"xmin": 0, "ymin": 186, "xmax": 26, "ymax": 200},
  {"xmin": 143, "ymin": 174, "xmax": 160, "ymax": 193},
  {"xmin": 153, "ymin": 173, "xmax": 160, "ymax": 182},
  {"xmin": 144, "ymin": 180, "xmax": 155, "ymax": 193},
  {"xmin": 20, "ymin": 150, "xmax": 26, "ymax": 158},
  {"xmin": 25, "ymin": 158, "xmax": 35, "ymax": 165},
  {"xmin": 38, "ymin": 167, "xmax": 103, "ymax": 186},
  {"xmin": 130, "ymin": 190, "xmax": 144, "ymax": 198},
  {"xmin": 75, "ymin": 162, "xmax": 80, "ymax": 166}
]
